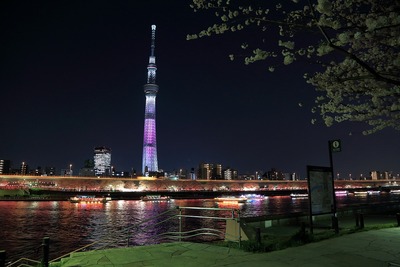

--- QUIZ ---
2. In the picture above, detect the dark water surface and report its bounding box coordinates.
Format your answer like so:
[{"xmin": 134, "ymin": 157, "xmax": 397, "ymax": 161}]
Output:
[{"xmin": 1, "ymin": 193, "xmax": 399, "ymax": 262}]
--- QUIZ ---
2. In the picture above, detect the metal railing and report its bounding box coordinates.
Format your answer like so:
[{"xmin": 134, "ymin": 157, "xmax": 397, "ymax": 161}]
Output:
[
  {"xmin": 174, "ymin": 206, "xmax": 241, "ymax": 245},
  {"xmin": 4, "ymin": 206, "xmax": 241, "ymax": 267}
]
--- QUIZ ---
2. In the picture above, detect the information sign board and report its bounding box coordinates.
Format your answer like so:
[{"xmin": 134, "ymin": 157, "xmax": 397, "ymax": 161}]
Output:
[{"xmin": 307, "ymin": 165, "xmax": 334, "ymax": 215}]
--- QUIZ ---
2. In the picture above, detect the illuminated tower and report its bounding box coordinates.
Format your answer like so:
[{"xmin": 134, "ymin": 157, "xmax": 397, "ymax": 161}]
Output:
[{"xmin": 142, "ymin": 25, "xmax": 159, "ymax": 175}]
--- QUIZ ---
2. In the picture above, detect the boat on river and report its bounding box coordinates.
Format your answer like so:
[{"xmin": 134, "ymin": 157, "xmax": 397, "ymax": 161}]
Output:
[
  {"xmin": 353, "ymin": 191, "xmax": 368, "ymax": 196},
  {"xmin": 290, "ymin": 193, "xmax": 308, "ymax": 199},
  {"xmin": 140, "ymin": 195, "xmax": 170, "ymax": 201},
  {"xmin": 240, "ymin": 194, "xmax": 267, "ymax": 201},
  {"xmin": 214, "ymin": 196, "xmax": 247, "ymax": 203},
  {"xmin": 69, "ymin": 195, "xmax": 111, "ymax": 204},
  {"xmin": 335, "ymin": 190, "xmax": 349, "ymax": 196}
]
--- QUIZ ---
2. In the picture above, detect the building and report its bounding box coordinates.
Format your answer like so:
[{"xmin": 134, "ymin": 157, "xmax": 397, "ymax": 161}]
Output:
[
  {"xmin": 20, "ymin": 162, "xmax": 28, "ymax": 175},
  {"xmin": 33, "ymin": 166, "xmax": 43, "ymax": 176},
  {"xmin": 44, "ymin": 167, "xmax": 56, "ymax": 176},
  {"xmin": 198, "ymin": 163, "xmax": 212, "ymax": 180},
  {"xmin": 212, "ymin": 164, "xmax": 222, "ymax": 179},
  {"xmin": 142, "ymin": 25, "xmax": 159, "ymax": 176},
  {"xmin": 79, "ymin": 168, "xmax": 95, "ymax": 177},
  {"xmin": 190, "ymin": 167, "xmax": 196, "ymax": 180},
  {"xmin": 0, "ymin": 159, "xmax": 11, "ymax": 174},
  {"xmin": 223, "ymin": 168, "xmax": 238, "ymax": 180},
  {"xmin": 265, "ymin": 168, "xmax": 286, "ymax": 180},
  {"xmin": 94, "ymin": 146, "xmax": 112, "ymax": 176},
  {"xmin": 198, "ymin": 163, "xmax": 222, "ymax": 180}
]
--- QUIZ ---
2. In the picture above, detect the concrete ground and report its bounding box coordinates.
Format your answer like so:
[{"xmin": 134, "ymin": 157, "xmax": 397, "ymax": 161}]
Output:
[{"xmin": 51, "ymin": 228, "xmax": 400, "ymax": 267}]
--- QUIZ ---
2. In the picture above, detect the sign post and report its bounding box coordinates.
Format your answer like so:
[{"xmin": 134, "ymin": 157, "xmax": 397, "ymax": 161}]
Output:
[
  {"xmin": 328, "ymin": 139, "xmax": 341, "ymax": 233},
  {"xmin": 330, "ymin": 139, "xmax": 341, "ymax": 153}
]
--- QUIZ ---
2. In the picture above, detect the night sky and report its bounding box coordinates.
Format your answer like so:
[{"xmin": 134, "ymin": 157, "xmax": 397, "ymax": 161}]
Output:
[{"xmin": 1, "ymin": 1, "xmax": 399, "ymax": 178}]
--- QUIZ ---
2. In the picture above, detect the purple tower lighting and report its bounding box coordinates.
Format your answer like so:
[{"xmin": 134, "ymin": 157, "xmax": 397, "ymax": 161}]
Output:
[{"xmin": 142, "ymin": 25, "xmax": 159, "ymax": 175}]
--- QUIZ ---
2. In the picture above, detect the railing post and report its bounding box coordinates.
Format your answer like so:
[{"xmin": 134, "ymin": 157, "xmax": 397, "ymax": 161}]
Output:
[
  {"xmin": 255, "ymin": 227, "xmax": 261, "ymax": 245},
  {"xmin": 127, "ymin": 230, "xmax": 130, "ymax": 247},
  {"xmin": 237, "ymin": 210, "xmax": 241, "ymax": 248},
  {"xmin": 179, "ymin": 207, "xmax": 182, "ymax": 242},
  {"xmin": 300, "ymin": 222, "xmax": 306, "ymax": 236},
  {"xmin": 355, "ymin": 213, "xmax": 360, "ymax": 227},
  {"xmin": 42, "ymin": 237, "xmax": 49, "ymax": 267},
  {"xmin": 332, "ymin": 214, "xmax": 339, "ymax": 234},
  {"xmin": 0, "ymin": 250, "xmax": 6, "ymax": 267},
  {"xmin": 359, "ymin": 213, "xmax": 364, "ymax": 229}
]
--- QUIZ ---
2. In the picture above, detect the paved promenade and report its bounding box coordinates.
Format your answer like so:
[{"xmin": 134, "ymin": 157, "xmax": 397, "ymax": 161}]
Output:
[{"xmin": 54, "ymin": 227, "xmax": 400, "ymax": 267}]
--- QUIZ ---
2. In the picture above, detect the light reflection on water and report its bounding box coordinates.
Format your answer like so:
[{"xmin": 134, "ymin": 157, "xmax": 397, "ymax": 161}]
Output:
[{"xmin": 1, "ymin": 194, "xmax": 399, "ymax": 262}]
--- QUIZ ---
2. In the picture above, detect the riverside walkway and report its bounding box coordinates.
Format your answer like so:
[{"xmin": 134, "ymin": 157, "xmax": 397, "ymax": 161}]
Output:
[
  {"xmin": 53, "ymin": 228, "xmax": 400, "ymax": 267},
  {"xmin": 52, "ymin": 214, "xmax": 400, "ymax": 267}
]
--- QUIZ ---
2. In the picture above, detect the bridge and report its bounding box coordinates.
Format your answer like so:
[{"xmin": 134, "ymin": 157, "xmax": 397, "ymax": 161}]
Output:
[{"xmin": 0, "ymin": 174, "xmax": 398, "ymax": 199}]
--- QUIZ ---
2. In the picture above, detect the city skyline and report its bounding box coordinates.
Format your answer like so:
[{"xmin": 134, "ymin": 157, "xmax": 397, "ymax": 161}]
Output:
[
  {"xmin": 0, "ymin": 1, "xmax": 399, "ymax": 178},
  {"xmin": 1, "ymin": 150, "xmax": 397, "ymax": 180}
]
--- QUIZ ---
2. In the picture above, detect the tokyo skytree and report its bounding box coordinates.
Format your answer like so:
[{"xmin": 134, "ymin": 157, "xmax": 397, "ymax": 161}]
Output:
[{"xmin": 142, "ymin": 25, "xmax": 159, "ymax": 175}]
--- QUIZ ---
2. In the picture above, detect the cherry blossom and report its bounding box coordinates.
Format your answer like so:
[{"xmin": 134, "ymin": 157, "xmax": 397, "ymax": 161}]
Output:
[{"xmin": 188, "ymin": 0, "xmax": 400, "ymax": 134}]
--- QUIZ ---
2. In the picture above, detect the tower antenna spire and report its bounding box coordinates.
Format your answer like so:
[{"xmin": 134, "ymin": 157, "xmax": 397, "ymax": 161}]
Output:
[
  {"xmin": 147, "ymin": 25, "xmax": 157, "ymax": 84},
  {"xmin": 150, "ymin": 24, "xmax": 156, "ymax": 57}
]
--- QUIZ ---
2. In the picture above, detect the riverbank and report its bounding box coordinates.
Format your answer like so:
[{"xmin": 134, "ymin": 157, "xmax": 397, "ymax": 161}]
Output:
[
  {"xmin": 0, "ymin": 188, "xmax": 310, "ymax": 201},
  {"xmin": 1, "ymin": 186, "xmax": 395, "ymax": 201},
  {"xmin": 1, "ymin": 175, "xmax": 399, "ymax": 197}
]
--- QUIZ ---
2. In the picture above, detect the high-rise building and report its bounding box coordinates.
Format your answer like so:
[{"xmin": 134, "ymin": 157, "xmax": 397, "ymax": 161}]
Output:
[
  {"xmin": 198, "ymin": 163, "xmax": 212, "ymax": 180},
  {"xmin": 0, "ymin": 159, "xmax": 11, "ymax": 174},
  {"xmin": 223, "ymin": 168, "xmax": 238, "ymax": 180},
  {"xmin": 94, "ymin": 146, "xmax": 111, "ymax": 176},
  {"xmin": 142, "ymin": 25, "xmax": 159, "ymax": 175},
  {"xmin": 212, "ymin": 164, "xmax": 222, "ymax": 179},
  {"xmin": 20, "ymin": 162, "xmax": 28, "ymax": 175},
  {"xmin": 198, "ymin": 163, "xmax": 223, "ymax": 180}
]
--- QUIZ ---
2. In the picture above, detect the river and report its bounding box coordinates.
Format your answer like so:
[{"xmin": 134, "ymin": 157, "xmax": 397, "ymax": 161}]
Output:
[{"xmin": 1, "ymin": 192, "xmax": 400, "ymax": 263}]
